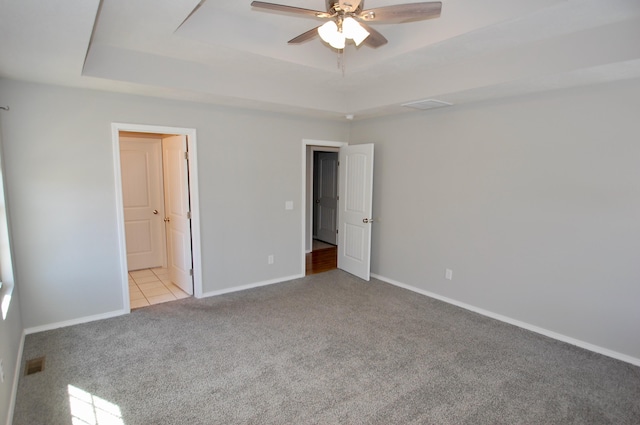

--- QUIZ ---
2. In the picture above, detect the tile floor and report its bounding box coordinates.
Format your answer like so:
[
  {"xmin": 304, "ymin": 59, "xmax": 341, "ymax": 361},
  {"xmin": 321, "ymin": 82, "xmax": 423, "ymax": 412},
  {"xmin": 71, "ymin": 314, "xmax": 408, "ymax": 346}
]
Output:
[{"xmin": 128, "ymin": 267, "xmax": 190, "ymax": 309}]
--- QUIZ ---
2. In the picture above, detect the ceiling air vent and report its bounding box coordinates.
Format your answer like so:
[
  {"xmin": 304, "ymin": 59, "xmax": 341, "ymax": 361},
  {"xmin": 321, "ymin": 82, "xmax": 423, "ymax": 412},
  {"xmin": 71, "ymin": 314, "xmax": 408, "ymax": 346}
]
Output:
[{"xmin": 402, "ymin": 99, "xmax": 452, "ymax": 111}]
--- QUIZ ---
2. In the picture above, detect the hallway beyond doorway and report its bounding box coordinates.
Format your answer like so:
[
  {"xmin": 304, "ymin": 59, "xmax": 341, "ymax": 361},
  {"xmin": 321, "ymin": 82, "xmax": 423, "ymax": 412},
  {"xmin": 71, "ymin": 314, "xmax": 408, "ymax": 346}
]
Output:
[{"xmin": 306, "ymin": 240, "xmax": 337, "ymax": 275}]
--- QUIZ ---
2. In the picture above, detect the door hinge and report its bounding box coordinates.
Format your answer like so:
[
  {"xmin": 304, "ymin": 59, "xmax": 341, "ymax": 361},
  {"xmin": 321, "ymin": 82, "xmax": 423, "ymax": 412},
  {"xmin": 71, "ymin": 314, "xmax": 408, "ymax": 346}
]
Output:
[
  {"xmin": 184, "ymin": 151, "xmax": 189, "ymax": 160},
  {"xmin": 189, "ymin": 269, "xmax": 193, "ymax": 276},
  {"xmin": 187, "ymin": 211, "xmax": 191, "ymax": 219},
  {"xmin": 336, "ymin": 228, "xmax": 339, "ymax": 234},
  {"xmin": 338, "ymin": 161, "xmax": 340, "ymax": 166}
]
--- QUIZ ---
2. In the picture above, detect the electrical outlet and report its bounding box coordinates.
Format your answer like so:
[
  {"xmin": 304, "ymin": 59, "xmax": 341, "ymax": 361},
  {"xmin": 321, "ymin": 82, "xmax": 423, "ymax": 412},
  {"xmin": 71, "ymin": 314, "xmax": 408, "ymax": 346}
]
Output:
[
  {"xmin": 0, "ymin": 358, "xmax": 4, "ymax": 383},
  {"xmin": 445, "ymin": 268, "xmax": 453, "ymax": 281},
  {"xmin": 268, "ymin": 255, "xmax": 274, "ymax": 265}
]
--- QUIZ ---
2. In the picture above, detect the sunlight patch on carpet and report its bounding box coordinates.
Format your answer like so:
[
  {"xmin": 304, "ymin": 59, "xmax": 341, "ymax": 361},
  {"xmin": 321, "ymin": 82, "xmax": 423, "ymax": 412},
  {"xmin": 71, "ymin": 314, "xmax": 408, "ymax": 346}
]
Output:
[{"xmin": 68, "ymin": 385, "xmax": 124, "ymax": 425}]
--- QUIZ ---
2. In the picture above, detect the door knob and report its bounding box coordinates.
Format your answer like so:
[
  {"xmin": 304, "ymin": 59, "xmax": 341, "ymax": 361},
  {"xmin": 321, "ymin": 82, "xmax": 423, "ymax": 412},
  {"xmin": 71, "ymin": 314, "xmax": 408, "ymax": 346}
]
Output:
[
  {"xmin": 153, "ymin": 209, "xmax": 158, "ymax": 215},
  {"xmin": 316, "ymin": 199, "xmax": 320, "ymax": 203},
  {"xmin": 363, "ymin": 218, "xmax": 373, "ymax": 223},
  {"xmin": 164, "ymin": 217, "xmax": 170, "ymax": 222}
]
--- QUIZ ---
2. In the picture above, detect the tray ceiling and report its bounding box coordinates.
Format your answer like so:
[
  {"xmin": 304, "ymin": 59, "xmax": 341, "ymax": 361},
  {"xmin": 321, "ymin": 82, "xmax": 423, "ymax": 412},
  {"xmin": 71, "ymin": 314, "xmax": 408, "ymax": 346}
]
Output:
[{"xmin": 1, "ymin": 0, "xmax": 640, "ymax": 119}]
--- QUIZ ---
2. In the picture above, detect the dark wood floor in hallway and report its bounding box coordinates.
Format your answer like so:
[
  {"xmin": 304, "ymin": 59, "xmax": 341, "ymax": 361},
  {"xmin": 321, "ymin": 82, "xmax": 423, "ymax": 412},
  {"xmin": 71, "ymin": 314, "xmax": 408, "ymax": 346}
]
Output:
[{"xmin": 305, "ymin": 246, "xmax": 337, "ymax": 275}]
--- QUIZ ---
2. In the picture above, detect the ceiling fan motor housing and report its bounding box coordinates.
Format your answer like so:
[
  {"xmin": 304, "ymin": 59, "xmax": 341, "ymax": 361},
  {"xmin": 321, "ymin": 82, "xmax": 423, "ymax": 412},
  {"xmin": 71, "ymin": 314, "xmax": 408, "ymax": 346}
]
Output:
[{"xmin": 328, "ymin": 0, "xmax": 364, "ymax": 15}]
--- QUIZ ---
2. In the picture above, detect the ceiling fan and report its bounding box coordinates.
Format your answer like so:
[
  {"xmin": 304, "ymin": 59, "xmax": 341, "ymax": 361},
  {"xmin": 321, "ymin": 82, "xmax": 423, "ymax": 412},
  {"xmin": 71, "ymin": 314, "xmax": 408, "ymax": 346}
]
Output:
[{"xmin": 250, "ymin": 0, "xmax": 442, "ymax": 50}]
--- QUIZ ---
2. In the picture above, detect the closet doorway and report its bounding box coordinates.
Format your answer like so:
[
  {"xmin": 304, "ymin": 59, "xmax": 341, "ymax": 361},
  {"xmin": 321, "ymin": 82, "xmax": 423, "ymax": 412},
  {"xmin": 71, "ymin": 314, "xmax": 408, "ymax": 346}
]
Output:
[{"xmin": 112, "ymin": 123, "xmax": 202, "ymax": 311}]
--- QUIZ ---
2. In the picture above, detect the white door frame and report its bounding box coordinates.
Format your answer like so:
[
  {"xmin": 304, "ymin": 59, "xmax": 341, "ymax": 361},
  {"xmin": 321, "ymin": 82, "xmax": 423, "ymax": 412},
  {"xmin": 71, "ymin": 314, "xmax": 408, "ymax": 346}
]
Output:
[
  {"xmin": 301, "ymin": 139, "xmax": 347, "ymax": 273},
  {"xmin": 112, "ymin": 123, "xmax": 203, "ymax": 312}
]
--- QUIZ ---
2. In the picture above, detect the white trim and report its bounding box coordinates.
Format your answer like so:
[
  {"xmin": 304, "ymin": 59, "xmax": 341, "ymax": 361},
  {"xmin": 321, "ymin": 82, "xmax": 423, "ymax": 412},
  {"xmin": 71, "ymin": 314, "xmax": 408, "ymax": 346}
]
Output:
[
  {"xmin": 372, "ymin": 273, "xmax": 640, "ymax": 367},
  {"xmin": 301, "ymin": 139, "xmax": 347, "ymax": 274},
  {"xmin": 200, "ymin": 274, "xmax": 303, "ymax": 298},
  {"xmin": 111, "ymin": 126, "xmax": 132, "ymax": 312},
  {"xmin": 111, "ymin": 123, "xmax": 204, "ymax": 308},
  {"xmin": 6, "ymin": 330, "xmax": 25, "ymax": 425},
  {"xmin": 24, "ymin": 309, "xmax": 128, "ymax": 335},
  {"xmin": 184, "ymin": 133, "xmax": 203, "ymax": 298}
]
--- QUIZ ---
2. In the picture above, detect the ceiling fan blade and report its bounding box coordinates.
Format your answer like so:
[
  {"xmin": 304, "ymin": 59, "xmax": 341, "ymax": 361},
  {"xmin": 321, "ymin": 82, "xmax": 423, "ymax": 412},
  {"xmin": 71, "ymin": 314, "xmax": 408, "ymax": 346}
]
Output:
[
  {"xmin": 251, "ymin": 1, "xmax": 331, "ymax": 19},
  {"xmin": 175, "ymin": 0, "xmax": 206, "ymax": 32},
  {"xmin": 358, "ymin": 22, "xmax": 388, "ymax": 48},
  {"xmin": 358, "ymin": 2, "xmax": 442, "ymax": 23},
  {"xmin": 288, "ymin": 26, "xmax": 320, "ymax": 44}
]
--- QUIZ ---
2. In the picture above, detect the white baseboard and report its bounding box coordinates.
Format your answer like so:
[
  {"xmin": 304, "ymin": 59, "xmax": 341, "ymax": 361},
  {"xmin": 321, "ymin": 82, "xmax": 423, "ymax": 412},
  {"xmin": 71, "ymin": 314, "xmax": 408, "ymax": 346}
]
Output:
[
  {"xmin": 5, "ymin": 329, "xmax": 25, "ymax": 425},
  {"xmin": 371, "ymin": 273, "xmax": 640, "ymax": 367},
  {"xmin": 23, "ymin": 273, "xmax": 307, "ymax": 333},
  {"xmin": 24, "ymin": 309, "xmax": 128, "ymax": 335},
  {"xmin": 200, "ymin": 274, "xmax": 304, "ymax": 299}
]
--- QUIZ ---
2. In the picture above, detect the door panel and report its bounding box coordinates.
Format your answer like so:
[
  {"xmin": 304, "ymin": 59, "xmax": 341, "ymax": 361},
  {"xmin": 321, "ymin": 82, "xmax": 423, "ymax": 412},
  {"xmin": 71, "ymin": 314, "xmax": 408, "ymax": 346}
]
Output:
[
  {"xmin": 338, "ymin": 144, "xmax": 374, "ymax": 280},
  {"xmin": 344, "ymin": 223, "xmax": 365, "ymax": 262},
  {"xmin": 163, "ymin": 135, "xmax": 194, "ymax": 295},
  {"xmin": 120, "ymin": 138, "xmax": 165, "ymax": 271},
  {"xmin": 314, "ymin": 151, "xmax": 338, "ymax": 245}
]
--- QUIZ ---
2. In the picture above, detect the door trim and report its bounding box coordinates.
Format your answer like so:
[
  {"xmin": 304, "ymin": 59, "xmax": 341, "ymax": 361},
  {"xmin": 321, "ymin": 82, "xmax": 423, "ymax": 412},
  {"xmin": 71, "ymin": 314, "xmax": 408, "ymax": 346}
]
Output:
[
  {"xmin": 301, "ymin": 139, "xmax": 347, "ymax": 274},
  {"xmin": 112, "ymin": 123, "xmax": 203, "ymax": 312}
]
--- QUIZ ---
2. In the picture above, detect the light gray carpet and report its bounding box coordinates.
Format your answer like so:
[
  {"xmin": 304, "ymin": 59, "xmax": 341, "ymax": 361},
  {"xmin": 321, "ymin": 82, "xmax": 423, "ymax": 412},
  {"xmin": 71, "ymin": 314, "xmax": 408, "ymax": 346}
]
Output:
[{"xmin": 13, "ymin": 270, "xmax": 640, "ymax": 424}]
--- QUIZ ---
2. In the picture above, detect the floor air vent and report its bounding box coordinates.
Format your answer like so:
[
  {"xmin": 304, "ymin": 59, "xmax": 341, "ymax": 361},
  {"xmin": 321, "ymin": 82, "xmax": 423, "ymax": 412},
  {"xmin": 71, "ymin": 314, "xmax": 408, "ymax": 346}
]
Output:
[{"xmin": 25, "ymin": 357, "xmax": 45, "ymax": 376}]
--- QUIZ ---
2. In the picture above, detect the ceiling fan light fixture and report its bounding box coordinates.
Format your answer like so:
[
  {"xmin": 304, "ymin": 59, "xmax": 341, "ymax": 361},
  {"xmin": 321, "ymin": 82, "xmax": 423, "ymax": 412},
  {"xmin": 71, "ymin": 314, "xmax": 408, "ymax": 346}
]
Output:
[
  {"xmin": 318, "ymin": 20, "xmax": 337, "ymax": 40},
  {"xmin": 343, "ymin": 17, "xmax": 369, "ymax": 46},
  {"xmin": 330, "ymin": 31, "xmax": 346, "ymax": 49},
  {"xmin": 318, "ymin": 20, "xmax": 346, "ymax": 49}
]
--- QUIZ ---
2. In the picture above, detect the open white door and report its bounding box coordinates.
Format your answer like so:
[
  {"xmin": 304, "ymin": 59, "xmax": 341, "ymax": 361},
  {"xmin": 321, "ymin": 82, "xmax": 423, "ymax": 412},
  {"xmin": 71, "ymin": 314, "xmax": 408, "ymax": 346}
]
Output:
[
  {"xmin": 163, "ymin": 135, "xmax": 194, "ymax": 295},
  {"xmin": 338, "ymin": 143, "xmax": 374, "ymax": 281}
]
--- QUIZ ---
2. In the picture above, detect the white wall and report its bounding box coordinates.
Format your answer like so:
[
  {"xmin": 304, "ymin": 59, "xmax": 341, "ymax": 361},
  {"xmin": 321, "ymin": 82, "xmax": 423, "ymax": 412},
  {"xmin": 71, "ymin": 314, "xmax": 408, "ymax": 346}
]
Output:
[
  {"xmin": 0, "ymin": 79, "xmax": 349, "ymax": 329},
  {"xmin": 350, "ymin": 79, "xmax": 640, "ymax": 361}
]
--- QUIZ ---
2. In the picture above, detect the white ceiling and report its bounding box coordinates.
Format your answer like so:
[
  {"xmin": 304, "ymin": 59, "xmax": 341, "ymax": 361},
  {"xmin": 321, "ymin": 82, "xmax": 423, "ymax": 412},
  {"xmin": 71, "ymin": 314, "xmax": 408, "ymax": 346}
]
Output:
[{"xmin": 1, "ymin": 0, "xmax": 640, "ymax": 120}]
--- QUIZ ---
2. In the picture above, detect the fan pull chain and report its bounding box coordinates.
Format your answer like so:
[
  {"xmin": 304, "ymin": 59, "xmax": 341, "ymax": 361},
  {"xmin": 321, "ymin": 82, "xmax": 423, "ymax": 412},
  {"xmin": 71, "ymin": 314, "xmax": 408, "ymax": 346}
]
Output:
[{"xmin": 338, "ymin": 48, "xmax": 346, "ymax": 76}]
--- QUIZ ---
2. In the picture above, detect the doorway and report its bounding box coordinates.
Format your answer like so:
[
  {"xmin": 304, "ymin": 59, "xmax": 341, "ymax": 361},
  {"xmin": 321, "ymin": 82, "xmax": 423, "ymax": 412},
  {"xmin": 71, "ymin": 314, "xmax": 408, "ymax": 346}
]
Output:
[
  {"xmin": 302, "ymin": 139, "xmax": 375, "ymax": 280},
  {"xmin": 303, "ymin": 141, "xmax": 345, "ymax": 275},
  {"xmin": 313, "ymin": 150, "xmax": 339, "ymax": 246},
  {"xmin": 112, "ymin": 123, "xmax": 202, "ymax": 312},
  {"xmin": 306, "ymin": 148, "xmax": 339, "ymax": 275}
]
